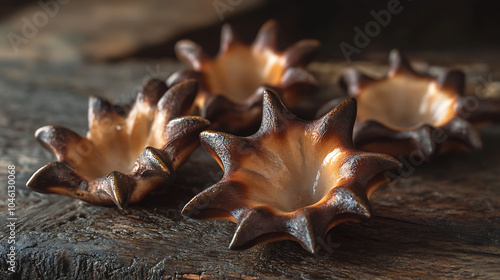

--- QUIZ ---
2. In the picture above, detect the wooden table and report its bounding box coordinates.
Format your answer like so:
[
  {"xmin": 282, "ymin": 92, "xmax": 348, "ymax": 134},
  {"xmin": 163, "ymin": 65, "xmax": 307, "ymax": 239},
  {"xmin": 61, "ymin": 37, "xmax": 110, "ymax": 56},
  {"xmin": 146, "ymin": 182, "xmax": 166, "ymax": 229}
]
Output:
[{"xmin": 1, "ymin": 55, "xmax": 499, "ymax": 279}]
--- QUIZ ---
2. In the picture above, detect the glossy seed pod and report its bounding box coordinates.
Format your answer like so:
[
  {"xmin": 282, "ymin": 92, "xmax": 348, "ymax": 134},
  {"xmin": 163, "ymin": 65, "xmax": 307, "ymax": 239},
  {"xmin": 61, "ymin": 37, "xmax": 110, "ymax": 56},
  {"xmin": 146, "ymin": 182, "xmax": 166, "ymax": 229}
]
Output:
[
  {"xmin": 169, "ymin": 20, "xmax": 320, "ymax": 134},
  {"xmin": 182, "ymin": 90, "xmax": 401, "ymax": 254},
  {"xmin": 27, "ymin": 79, "xmax": 210, "ymax": 208},
  {"xmin": 319, "ymin": 49, "xmax": 483, "ymax": 160}
]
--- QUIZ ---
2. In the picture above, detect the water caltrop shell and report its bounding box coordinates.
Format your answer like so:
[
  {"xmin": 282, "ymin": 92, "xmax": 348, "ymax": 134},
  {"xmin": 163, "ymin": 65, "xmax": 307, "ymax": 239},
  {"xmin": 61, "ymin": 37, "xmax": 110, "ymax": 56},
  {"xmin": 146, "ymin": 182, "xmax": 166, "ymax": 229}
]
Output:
[
  {"xmin": 182, "ymin": 89, "xmax": 401, "ymax": 254},
  {"xmin": 27, "ymin": 79, "xmax": 210, "ymax": 208},
  {"xmin": 319, "ymin": 49, "xmax": 482, "ymax": 160},
  {"xmin": 169, "ymin": 20, "xmax": 320, "ymax": 134}
]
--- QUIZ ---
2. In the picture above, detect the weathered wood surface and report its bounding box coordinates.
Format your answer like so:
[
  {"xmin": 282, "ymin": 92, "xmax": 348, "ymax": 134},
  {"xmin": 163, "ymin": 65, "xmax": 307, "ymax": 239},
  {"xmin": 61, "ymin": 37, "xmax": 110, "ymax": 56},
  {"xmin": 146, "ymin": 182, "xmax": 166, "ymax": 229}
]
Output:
[{"xmin": 1, "ymin": 56, "xmax": 500, "ymax": 279}]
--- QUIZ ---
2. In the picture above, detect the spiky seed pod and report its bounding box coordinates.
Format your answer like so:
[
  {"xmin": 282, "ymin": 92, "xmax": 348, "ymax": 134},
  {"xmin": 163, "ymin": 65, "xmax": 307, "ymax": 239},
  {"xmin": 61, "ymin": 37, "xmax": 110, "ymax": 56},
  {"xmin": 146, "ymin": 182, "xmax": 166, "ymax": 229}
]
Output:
[
  {"xmin": 169, "ymin": 20, "xmax": 320, "ymax": 134},
  {"xmin": 28, "ymin": 79, "xmax": 210, "ymax": 208},
  {"xmin": 182, "ymin": 90, "xmax": 401, "ymax": 254},
  {"xmin": 320, "ymin": 49, "xmax": 482, "ymax": 160}
]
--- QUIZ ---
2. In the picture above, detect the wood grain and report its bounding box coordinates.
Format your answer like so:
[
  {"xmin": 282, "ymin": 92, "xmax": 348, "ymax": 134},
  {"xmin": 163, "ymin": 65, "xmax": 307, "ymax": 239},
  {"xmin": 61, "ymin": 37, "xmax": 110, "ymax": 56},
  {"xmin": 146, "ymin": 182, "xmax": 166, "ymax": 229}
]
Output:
[{"xmin": 0, "ymin": 57, "xmax": 499, "ymax": 279}]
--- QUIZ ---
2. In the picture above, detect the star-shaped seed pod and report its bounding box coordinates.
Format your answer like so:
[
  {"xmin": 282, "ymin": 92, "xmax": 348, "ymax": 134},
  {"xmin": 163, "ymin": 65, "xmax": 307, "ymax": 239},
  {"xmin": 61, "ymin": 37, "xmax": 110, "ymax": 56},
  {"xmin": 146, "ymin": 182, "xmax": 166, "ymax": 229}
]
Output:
[
  {"xmin": 182, "ymin": 90, "xmax": 401, "ymax": 254},
  {"xmin": 169, "ymin": 20, "xmax": 320, "ymax": 133},
  {"xmin": 27, "ymin": 79, "xmax": 210, "ymax": 208},
  {"xmin": 321, "ymin": 49, "xmax": 483, "ymax": 160}
]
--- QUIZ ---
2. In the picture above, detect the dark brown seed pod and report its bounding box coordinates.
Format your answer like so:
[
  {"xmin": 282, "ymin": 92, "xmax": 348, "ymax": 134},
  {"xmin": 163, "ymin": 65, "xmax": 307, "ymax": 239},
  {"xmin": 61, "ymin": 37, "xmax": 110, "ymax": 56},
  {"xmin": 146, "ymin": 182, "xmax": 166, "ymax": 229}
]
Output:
[
  {"xmin": 321, "ymin": 49, "xmax": 483, "ymax": 159},
  {"xmin": 182, "ymin": 90, "xmax": 401, "ymax": 254},
  {"xmin": 27, "ymin": 79, "xmax": 210, "ymax": 208},
  {"xmin": 169, "ymin": 20, "xmax": 320, "ymax": 134}
]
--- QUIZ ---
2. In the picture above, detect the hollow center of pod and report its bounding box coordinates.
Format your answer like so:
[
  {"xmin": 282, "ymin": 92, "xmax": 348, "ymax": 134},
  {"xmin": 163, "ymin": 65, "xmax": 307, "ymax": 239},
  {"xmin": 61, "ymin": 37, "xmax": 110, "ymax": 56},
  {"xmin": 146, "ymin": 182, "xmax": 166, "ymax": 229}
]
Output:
[
  {"xmin": 74, "ymin": 99, "xmax": 163, "ymax": 180},
  {"xmin": 204, "ymin": 45, "xmax": 284, "ymax": 102},
  {"xmin": 356, "ymin": 74, "xmax": 457, "ymax": 130},
  {"xmin": 239, "ymin": 129, "xmax": 340, "ymax": 213}
]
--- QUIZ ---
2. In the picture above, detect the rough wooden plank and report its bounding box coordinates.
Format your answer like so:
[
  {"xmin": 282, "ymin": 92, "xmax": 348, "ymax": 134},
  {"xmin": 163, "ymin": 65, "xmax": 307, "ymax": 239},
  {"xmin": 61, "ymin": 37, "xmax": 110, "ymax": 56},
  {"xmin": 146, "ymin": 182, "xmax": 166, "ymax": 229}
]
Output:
[{"xmin": 1, "ymin": 56, "xmax": 499, "ymax": 279}]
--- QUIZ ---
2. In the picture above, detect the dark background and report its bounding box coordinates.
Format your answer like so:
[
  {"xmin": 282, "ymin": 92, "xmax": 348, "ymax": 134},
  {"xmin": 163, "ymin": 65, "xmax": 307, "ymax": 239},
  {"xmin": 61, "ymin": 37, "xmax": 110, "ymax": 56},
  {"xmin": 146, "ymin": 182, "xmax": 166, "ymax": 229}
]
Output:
[
  {"xmin": 136, "ymin": 0, "xmax": 500, "ymax": 60},
  {"xmin": 2, "ymin": 0, "xmax": 499, "ymax": 62}
]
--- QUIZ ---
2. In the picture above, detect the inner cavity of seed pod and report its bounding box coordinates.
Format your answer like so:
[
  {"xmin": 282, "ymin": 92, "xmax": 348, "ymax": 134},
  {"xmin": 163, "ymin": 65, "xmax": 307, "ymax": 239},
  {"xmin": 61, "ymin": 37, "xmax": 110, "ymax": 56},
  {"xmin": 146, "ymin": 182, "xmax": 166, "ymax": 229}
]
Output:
[
  {"xmin": 204, "ymin": 45, "xmax": 284, "ymax": 102},
  {"xmin": 236, "ymin": 129, "xmax": 345, "ymax": 213},
  {"xmin": 357, "ymin": 74, "xmax": 457, "ymax": 130},
  {"xmin": 78, "ymin": 107, "xmax": 156, "ymax": 180}
]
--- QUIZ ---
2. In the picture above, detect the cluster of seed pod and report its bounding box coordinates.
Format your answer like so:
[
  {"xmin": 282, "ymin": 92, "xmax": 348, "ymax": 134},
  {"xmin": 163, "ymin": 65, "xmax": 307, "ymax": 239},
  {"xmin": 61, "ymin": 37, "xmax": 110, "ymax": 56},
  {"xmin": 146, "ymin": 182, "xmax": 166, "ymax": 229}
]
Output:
[{"xmin": 28, "ymin": 20, "xmax": 500, "ymax": 254}]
